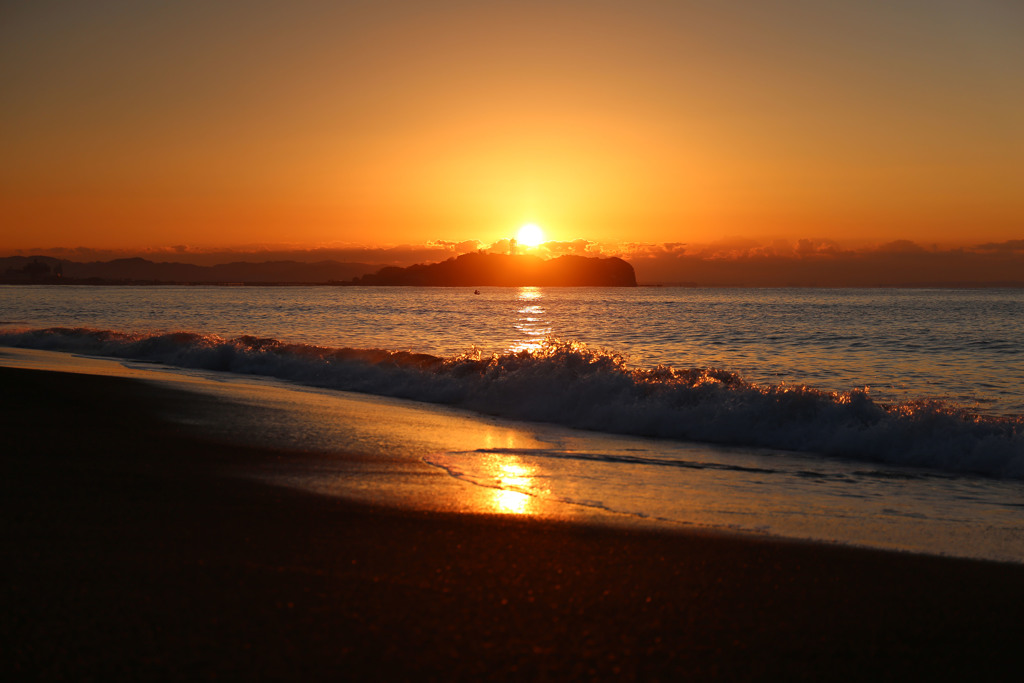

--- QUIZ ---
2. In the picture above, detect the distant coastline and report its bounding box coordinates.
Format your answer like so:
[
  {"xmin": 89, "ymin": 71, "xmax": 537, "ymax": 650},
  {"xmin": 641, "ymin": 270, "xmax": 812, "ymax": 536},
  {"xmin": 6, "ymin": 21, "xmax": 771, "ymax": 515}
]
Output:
[
  {"xmin": 0, "ymin": 253, "xmax": 639, "ymax": 288},
  {"xmin": 0, "ymin": 255, "xmax": 379, "ymax": 287},
  {"xmin": 3, "ymin": 254, "xmax": 1023, "ymax": 288}
]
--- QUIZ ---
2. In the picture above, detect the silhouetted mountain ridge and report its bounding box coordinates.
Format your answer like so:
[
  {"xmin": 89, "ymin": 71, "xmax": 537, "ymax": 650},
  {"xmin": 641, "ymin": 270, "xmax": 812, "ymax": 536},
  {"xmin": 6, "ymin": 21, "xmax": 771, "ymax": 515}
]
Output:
[{"xmin": 1, "ymin": 256, "xmax": 381, "ymax": 283}]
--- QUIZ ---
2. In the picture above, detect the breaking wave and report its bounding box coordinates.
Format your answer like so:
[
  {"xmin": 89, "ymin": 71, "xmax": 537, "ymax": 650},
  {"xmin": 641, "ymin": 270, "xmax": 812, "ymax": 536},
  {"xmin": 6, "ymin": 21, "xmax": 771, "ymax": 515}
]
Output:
[{"xmin": 3, "ymin": 327, "xmax": 1022, "ymax": 478}]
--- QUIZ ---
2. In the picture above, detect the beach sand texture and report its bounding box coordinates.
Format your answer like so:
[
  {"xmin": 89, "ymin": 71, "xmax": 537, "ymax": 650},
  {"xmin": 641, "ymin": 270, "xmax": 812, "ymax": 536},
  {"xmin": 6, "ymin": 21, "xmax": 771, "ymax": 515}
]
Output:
[{"xmin": 4, "ymin": 364, "xmax": 1023, "ymax": 680}]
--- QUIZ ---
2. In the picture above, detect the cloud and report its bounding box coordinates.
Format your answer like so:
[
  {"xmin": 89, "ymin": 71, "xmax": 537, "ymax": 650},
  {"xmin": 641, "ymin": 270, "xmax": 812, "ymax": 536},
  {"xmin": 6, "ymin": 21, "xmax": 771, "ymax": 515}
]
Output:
[
  {"xmin": 428, "ymin": 239, "xmax": 483, "ymax": 254},
  {"xmin": 618, "ymin": 238, "xmax": 1024, "ymax": 286},
  {"xmin": 973, "ymin": 239, "xmax": 1024, "ymax": 253},
  {"xmin": 794, "ymin": 238, "xmax": 844, "ymax": 256},
  {"xmin": 539, "ymin": 239, "xmax": 601, "ymax": 257},
  {"xmin": 876, "ymin": 239, "xmax": 928, "ymax": 254}
]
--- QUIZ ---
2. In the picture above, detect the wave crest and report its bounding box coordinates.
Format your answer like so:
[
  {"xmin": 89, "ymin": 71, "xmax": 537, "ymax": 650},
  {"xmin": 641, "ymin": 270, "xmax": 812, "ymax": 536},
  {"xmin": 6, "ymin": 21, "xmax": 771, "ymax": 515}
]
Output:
[{"xmin": 3, "ymin": 327, "xmax": 1021, "ymax": 477}]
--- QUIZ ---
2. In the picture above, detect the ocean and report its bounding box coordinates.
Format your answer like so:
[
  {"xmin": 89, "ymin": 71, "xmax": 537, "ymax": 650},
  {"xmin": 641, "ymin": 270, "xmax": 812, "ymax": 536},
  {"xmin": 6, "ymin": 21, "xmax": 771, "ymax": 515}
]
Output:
[{"xmin": 2, "ymin": 284, "xmax": 1022, "ymax": 562}]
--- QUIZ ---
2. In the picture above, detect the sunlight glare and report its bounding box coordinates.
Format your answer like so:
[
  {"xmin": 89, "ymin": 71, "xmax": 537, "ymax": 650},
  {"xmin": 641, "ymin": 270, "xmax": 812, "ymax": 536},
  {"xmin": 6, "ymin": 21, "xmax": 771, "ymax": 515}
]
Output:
[
  {"xmin": 486, "ymin": 456, "xmax": 537, "ymax": 515},
  {"xmin": 492, "ymin": 488, "xmax": 532, "ymax": 515},
  {"xmin": 516, "ymin": 223, "xmax": 545, "ymax": 247},
  {"xmin": 510, "ymin": 287, "xmax": 549, "ymax": 354}
]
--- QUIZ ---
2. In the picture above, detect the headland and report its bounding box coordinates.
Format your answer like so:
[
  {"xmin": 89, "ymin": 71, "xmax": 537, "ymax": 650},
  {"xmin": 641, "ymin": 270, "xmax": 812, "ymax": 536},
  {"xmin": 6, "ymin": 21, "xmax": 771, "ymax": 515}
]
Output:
[{"xmin": 352, "ymin": 252, "xmax": 638, "ymax": 287}]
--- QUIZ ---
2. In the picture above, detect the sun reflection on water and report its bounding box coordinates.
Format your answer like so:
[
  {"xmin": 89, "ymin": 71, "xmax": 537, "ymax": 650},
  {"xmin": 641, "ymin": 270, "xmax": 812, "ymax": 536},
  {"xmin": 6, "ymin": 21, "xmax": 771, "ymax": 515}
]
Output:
[{"xmin": 510, "ymin": 286, "xmax": 552, "ymax": 354}]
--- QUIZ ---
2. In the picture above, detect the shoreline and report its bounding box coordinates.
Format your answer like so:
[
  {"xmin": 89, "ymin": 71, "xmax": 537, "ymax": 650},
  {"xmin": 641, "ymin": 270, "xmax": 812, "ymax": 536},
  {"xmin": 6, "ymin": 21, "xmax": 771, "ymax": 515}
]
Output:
[{"xmin": 4, "ymin": 364, "xmax": 1024, "ymax": 679}]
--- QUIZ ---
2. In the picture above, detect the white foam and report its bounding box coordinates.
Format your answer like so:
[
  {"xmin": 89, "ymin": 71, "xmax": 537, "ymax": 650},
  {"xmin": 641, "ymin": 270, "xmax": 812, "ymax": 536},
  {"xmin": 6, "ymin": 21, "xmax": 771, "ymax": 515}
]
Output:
[{"xmin": 3, "ymin": 327, "xmax": 1022, "ymax": 478}]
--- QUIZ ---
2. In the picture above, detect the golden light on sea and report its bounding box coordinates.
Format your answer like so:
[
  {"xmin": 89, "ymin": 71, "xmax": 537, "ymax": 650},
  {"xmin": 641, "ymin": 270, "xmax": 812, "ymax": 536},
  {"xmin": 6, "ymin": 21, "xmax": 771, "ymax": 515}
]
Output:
[{"xmin": 510, "ymin": 286, "xmax": 550, "ymax": 354}]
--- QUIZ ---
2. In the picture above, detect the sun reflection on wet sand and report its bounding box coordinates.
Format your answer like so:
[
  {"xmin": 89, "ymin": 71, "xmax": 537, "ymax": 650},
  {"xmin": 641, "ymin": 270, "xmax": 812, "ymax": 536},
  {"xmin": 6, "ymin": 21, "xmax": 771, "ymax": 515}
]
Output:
[
  {"xmin": 421, "ymin": 449, "xmax": 554, "ymax": 516},
  {"xmin": 510, "ymin": 287, "xmax": 552, "ymax": 354},
  {"xmin": 492, "ymin": 488, "xmax": 533, "ymax": 515},
  {"xmin": 485, "ymin": 454, "xmax": 539, "ymax": 515}
]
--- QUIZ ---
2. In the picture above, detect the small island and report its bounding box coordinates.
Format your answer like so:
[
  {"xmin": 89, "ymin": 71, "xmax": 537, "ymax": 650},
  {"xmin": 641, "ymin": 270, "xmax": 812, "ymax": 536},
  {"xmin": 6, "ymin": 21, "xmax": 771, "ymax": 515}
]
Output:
[{"xmin": 351, "ymin": 252, "xmax": 637, "ymax": 287}]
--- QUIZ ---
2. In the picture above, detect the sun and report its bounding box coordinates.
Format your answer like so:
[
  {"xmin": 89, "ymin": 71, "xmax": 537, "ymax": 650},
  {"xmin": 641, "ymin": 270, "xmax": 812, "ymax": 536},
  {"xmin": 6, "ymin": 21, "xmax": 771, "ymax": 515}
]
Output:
[{"xmin": 516, "ymin": 223, "xmax": 545, "ymax": 248}]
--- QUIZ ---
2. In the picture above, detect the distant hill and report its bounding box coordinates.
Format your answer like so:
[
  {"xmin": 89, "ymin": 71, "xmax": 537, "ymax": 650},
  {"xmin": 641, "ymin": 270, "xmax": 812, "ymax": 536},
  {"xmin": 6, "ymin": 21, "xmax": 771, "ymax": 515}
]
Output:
[
  {"xmin": 352, "ymin": 253, "xmax": 637, "ymax": 287},
  {"xmin": 0, "ymin": 256, "xmax": 381, "ymax": 284}
]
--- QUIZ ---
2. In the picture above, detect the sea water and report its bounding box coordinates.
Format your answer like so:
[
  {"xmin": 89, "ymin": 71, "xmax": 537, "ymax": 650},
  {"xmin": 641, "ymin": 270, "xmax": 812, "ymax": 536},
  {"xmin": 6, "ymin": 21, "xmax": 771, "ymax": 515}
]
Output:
[{"xmin": 2, "ymin": 284, "xmax": 1022, "ymax": 561}]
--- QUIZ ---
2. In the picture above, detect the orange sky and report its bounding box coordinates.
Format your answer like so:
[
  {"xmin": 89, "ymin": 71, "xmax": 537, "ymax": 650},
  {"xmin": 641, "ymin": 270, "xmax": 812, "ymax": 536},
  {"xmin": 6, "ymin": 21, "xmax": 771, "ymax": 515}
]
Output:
[{"xmin": 2, "ymin": 1, "xmax": 1022, "ymax": 253}]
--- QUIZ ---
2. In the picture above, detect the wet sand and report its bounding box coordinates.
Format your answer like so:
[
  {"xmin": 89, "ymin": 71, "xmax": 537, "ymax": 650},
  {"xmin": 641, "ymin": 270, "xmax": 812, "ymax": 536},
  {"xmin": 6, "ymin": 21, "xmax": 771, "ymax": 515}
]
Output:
[{"xmin": 3, "ymin": 364, "xmax": 1023, "ymax": 680}]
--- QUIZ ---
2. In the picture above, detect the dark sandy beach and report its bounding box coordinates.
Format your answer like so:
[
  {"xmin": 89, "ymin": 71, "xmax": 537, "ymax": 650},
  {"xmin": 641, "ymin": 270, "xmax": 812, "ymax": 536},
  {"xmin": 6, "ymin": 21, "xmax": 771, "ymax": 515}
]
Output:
[{"xmin": 3, "ymin": 365, "xmax": 1023, "ymax": 680}]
